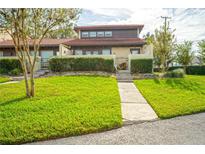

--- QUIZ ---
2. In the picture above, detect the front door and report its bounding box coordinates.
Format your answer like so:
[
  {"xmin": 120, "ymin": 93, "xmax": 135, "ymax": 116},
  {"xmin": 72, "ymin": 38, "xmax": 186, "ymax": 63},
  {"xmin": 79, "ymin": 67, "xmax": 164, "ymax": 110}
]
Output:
[{"xmin": 41, "ymin": 51, "xmax": 54, "ymax": 68}]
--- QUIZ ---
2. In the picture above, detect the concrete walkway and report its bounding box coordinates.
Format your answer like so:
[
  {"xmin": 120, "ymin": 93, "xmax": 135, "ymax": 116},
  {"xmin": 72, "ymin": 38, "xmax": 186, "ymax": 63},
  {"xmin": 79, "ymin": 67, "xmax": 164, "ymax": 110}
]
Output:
[
  {"xmin": 118, "ymin": 82, "xmax": 158, "ymax": 124},
  {"xmin": 0, "ymin": 81, "xmax": 19, "ymax": 85}
]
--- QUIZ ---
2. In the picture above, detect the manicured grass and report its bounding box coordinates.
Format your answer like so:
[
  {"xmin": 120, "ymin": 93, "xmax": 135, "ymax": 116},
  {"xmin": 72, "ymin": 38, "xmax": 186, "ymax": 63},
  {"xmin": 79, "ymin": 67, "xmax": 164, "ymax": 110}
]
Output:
[
  {"xmin": 134, "ymin": 75, "xmax": 205, "ymax": 119},
  {"xmin": 0, "ymin": 76, "xmax": 122, "ymax": 144},
  {"xmin": 0, "ymin": 76, "xmax": 10, "ymax": 83}
]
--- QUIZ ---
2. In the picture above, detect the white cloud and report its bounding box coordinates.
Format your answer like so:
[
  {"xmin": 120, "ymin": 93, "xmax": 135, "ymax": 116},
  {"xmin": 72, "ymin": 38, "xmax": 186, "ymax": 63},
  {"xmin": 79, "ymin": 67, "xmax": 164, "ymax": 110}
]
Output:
[{"xmin": 79, "ymin": 8, "xmax": 205, "ymax": 43}]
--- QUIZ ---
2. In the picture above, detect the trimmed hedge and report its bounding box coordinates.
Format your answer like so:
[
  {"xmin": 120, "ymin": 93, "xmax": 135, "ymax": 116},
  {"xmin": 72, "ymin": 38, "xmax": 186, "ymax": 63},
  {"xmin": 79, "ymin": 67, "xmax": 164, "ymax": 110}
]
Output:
[
  {"xmin": 154, "ymin": 65, "xmax": 205, "ymax": 75},
  {"xmin": 0, "ymin": 58, "xmax": 22, "ymax": 75},
  {"xmin": 131, "ymin": 59, "xmax": 153, "ymax": 73},
  {"xmin": 49, "ymin": 57, "xmax": 115, "ymax": 72},
  {"xmin": 186, "ymin": 66, "xmax": 205, "ymax": 75}
]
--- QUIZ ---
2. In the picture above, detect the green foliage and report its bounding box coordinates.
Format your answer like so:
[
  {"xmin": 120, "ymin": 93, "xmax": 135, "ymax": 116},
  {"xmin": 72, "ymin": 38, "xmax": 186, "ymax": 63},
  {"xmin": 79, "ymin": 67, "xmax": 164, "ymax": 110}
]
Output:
[
  {"xmin": 154, "ymin": 65, "xmax": 205, "ymax": 75},
  {"xmin": 176, "ymin": 41, "xmax": 194, "ymax": 70},
  {"xmin": 118, "ymin": 62, "xmax": 127, "ymax": 70},
  {"xmin": 198, "ymin": 40, "xmax": 205, "ymax": 65},
  {"xmin": 0, "ymin": 76, "xmax": 122, "ymax": 144},
  {"xmin": 163, "ymin": 68, "xmax": 185, "ymax": 78},
  {"xmin": 131, "ymin": 59, "xmax": 153, "ymax": 73},
  {"xmin": 143, "ymin": 32, "xmax": 154, "ymax": 45},
  {"xmin": 0, "ymin": 59, "xmax": 22, "ymax": 75},
  {"xmin": 0, "ymin": 76, "xmax": 10, "ymax": 83},
  {"xmin": 153, "ymin": 19, "xmax": 176, "ymax": 72},
  {"xmin": 186, "ymin": 65, "xmax": 205, "ymax": 75},
  {"xmin": 9, "ymin": 68, "xmax": 21, "ymax": 76},
  {"xmin": 49, "ymin": 57, "xmax": 115, "ymax": 72},
  {"xmin": 134, "ymin": 75, "xmax": 205, "ymax": 119}
]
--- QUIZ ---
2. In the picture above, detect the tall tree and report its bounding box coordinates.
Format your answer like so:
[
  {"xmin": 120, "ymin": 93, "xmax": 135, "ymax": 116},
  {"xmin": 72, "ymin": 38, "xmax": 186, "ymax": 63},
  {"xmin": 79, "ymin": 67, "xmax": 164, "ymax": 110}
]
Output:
[
  {"xmin": 0, "ymin": 8, "xmax": 80, "ymax": 97},
  {"xmin": 153, "ymin": 17, "xmax": 176, "ymax": 72},
  {"xmin": 198, "ymin": 40, "xmax": 205, "ymax": 65},
  {"xmin": 176, "ymin": 41, "xmax": 194, "ymax": 73},
  {"xmin": 143, "ymin": 32, "xmax": 154, "ymax": 45}
]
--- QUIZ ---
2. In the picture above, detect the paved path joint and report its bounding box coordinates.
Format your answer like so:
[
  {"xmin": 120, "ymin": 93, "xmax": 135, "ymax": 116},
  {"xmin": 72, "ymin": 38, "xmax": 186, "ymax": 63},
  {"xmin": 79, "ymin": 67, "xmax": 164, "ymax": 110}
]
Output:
[{"xmin": 118, "ymin": 82, "xmax": 158, "ymax": 124}]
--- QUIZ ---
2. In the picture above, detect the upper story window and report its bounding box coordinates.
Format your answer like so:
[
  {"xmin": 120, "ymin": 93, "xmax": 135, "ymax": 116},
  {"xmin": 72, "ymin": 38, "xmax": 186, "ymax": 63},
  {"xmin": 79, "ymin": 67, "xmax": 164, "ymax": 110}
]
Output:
[
  {"xmin": 105, "ymin": 31, "xmax": 112, "ymax": 37},
  {"xmin": 97, "ymin": 31, "xmax": 104, "ymax": 37},
  {"xmin": 89, "ymin": 31, "xmax": 97, "ymax": 37},
  {"xmin": 82, "ymin": 32, "xmax": 89, "ymax": 38},
  {"xmin": 81, "ymin": 31, "xmax": 112, "ymax": 38}
]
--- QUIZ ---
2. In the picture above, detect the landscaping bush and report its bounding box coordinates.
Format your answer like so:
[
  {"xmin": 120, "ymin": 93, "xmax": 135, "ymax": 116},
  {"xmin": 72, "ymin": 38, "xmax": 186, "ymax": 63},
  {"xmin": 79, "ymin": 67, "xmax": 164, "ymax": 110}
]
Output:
[
  {"xmin": 9, "ymin": 68, "xmax": 21, "ymax": 76},
  {"xmin": 131, "ymin": 59, "xmax": 153, "ymax": 73},
  {"xmin": 118, "ymin": 62, "xmax": 127, "ymax": 70},
  {"xmin": 154, "ymin": 65, "xmax": 205, "ymax": 75},
  {"xmin": 0, "ymin": 58, "xmax": 22, "ymax": 75},
  {"xmin": 49, "ymin": 57, "xmax": 115, "ymax": 72},
  {"xmin": 186, "ymin": 65, "xmax": 205, "ymax": 75},
  {"xmin": 163, "ymin": 68, "xmax": 185, "ymax": 78}
]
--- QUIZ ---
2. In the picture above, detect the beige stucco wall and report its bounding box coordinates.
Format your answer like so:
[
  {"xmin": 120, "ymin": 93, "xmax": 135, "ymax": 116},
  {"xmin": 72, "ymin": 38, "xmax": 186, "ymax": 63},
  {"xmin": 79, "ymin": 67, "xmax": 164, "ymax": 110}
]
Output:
[
  {"xmin": 112, "ymin": 46, "xmax": 142, "ymax": 65},
  {"xmin": 0, "ymin": 32, "xmax": 11, "ymax": 41},
  {"xmin": 112, "ymin": 45, "xmax": 153, "ymax": 66},
  {"xmin": 59, "ymin": 44, "xmax": 72, "ymax": 56}
]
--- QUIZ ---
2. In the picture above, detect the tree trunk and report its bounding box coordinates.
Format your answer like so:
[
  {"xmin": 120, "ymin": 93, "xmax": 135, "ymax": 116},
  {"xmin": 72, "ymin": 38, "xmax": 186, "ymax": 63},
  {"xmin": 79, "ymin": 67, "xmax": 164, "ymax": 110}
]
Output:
[
  {"xmin": 22, "ymin": 62, "xmax": 30, "ymax": 97},
  {"xmin": 161, "ymin": 55, "xmax": 166, "ymax": 73},
  {"xmin": 183, "ymin": 65, "xmax": 187, "ymax": 74},
  {"xmin": 30, "ymin": 69, "xmax": 35, "ymax": 97}
]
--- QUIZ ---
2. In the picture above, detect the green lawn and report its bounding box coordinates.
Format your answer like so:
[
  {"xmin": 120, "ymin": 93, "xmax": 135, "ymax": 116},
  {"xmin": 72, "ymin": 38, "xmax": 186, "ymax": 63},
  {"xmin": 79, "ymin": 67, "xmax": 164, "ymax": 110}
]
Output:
[
  {"xmin": 0, "ymin": 76, "xmax": 122, "ymax": 144},
  {"xmin": 134, "ymin": 75, "xmax": 205, "ymax": 119},
  {"xmin": 0, "ymin": 76, "xmax": 10, "ymax": 83}
]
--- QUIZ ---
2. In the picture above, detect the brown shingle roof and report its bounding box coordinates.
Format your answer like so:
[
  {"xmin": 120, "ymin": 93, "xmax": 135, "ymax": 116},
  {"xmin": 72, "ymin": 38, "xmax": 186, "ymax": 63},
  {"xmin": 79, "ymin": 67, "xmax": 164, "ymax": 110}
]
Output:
[
  {"xmin": 0, "ymin": 38, "xmax": 73, "ymax": 48},
  {"xmin": 64, "ymin": 38, "xmax": 145, "ymax": 47},
  {"xmin": 74, "ymin": 24, "xmax": 144, "ymax": 32}
]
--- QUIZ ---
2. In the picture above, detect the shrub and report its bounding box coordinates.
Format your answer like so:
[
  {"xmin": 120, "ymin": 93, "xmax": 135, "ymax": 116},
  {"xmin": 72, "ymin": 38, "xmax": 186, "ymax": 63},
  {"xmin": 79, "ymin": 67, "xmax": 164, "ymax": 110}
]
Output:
[
  {"xmin": 9, "ymin": 68, "xmax": 21, "ymax": 76},
  {"xmin": 0, "ymin": 58, "xmax": 22, "ymax": 75},
  {"xmin": 186, "ymin": 65, "xmax": 205, "ymax": 75},
  {"xmin": 131, "ymin": 59, "xmax": 153, "ymax": 73},
  {"xmin": 118, "ymin": 62, "xmax": 127, "ymax": 70},
  {"xmin": 154, "ymin": 65, "xmax": 205, "ymax": 75},
  {"xmin": 49, "ymin": 57, "xmax": 115, "ymax": 72},
  {"xmin": 164, "ymin": 68, "xmax": 185, "ymax": 78}
]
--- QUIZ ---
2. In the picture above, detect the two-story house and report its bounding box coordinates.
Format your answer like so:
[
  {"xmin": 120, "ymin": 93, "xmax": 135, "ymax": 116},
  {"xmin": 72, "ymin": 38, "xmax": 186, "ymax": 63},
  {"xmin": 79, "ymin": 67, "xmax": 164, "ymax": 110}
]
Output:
[
  {"xmin": 61, "ymin": 24, "xmax": 153, "ymax": 69},
  {"xmin": 0, "ymin": 24, "xmax": 153, "ymax": 70}
]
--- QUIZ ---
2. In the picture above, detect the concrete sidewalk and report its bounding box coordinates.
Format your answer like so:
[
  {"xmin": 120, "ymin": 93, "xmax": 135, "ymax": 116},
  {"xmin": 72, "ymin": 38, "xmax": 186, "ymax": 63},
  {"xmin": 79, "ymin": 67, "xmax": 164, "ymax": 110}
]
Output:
[{"xmin": 118, "ymin": 82, "xmax": 158, "ymax": 124}]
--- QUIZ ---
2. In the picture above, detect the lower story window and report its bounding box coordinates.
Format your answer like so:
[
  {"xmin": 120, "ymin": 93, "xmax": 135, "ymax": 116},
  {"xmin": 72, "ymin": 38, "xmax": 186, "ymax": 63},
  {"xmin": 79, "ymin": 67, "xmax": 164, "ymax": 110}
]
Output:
[
  {"xmin": 102, "ymin": 49, "xmax": 111, "ymax": 55},
  {"xmin": 85, "ymin": 51, "xmax": 91, "ymax": 55},
  {"xmin": 75, "ymin": 50, "xmax": 83, "ymax": 55},
  {"xmin": 131, "ymin": 48, "xmax": 140, "ymax": 54},
  {"xmin": 93, "ymin": 51, "xmax": 99, "ymax": 55},
  {"xmin": 0, "ymin": 51, "xmax": 3, "ymax": 57}
]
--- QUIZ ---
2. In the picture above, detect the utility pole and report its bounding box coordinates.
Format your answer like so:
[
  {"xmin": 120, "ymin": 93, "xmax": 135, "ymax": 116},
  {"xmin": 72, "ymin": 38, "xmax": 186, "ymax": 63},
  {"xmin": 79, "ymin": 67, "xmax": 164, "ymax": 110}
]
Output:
[
  {"xmin": 160, "ymin": 16, "xmax": 172, "ymax": 71},
  {"xmin": 161, "ymin": 16, "xmax": 171, "ymax": 34}
]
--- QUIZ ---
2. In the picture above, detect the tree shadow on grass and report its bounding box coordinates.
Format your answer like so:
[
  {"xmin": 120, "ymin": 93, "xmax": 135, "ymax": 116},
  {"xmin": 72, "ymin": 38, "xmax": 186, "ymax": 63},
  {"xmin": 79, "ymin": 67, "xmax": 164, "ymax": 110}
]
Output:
[
  {"xmin": 153, "ymin": 78, "xmax": 161, "ymax": 84},
  {"xmin": 0, "ymin": 96, "xmax": 27, "ymax": 107}
]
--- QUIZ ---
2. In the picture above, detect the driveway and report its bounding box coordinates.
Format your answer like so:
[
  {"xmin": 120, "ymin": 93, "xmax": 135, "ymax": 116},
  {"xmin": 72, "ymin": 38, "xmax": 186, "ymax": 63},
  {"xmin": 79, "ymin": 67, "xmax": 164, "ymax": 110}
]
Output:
[{"xmin": 29, "ymin": 112, "xmax": 205, "ymax": 145}]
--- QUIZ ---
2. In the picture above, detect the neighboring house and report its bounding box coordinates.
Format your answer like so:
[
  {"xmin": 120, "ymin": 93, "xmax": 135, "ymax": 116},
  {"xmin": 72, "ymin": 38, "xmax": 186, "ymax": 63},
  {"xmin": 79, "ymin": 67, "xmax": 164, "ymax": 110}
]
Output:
[
  {"xmin": 61, "ymin": 24, "xmax": 153, "ymax": 69},
  {"xmin": 0, "ymin": 38, "xmax": 72, "ymax": 68},
  {"xmin": 0, "ymin": 30, "xmax": 11, "ymax": 41},
  {"xmin": 0, "ymin": 24, "xmax": 153, "ymax": 70}
]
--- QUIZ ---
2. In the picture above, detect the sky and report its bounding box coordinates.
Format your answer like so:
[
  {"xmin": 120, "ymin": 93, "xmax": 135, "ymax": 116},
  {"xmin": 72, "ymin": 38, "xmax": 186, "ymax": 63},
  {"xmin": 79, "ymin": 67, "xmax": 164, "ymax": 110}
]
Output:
[{"xmin": 77, "ymin": 8, "xmax": 205, "ymax": 44}]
